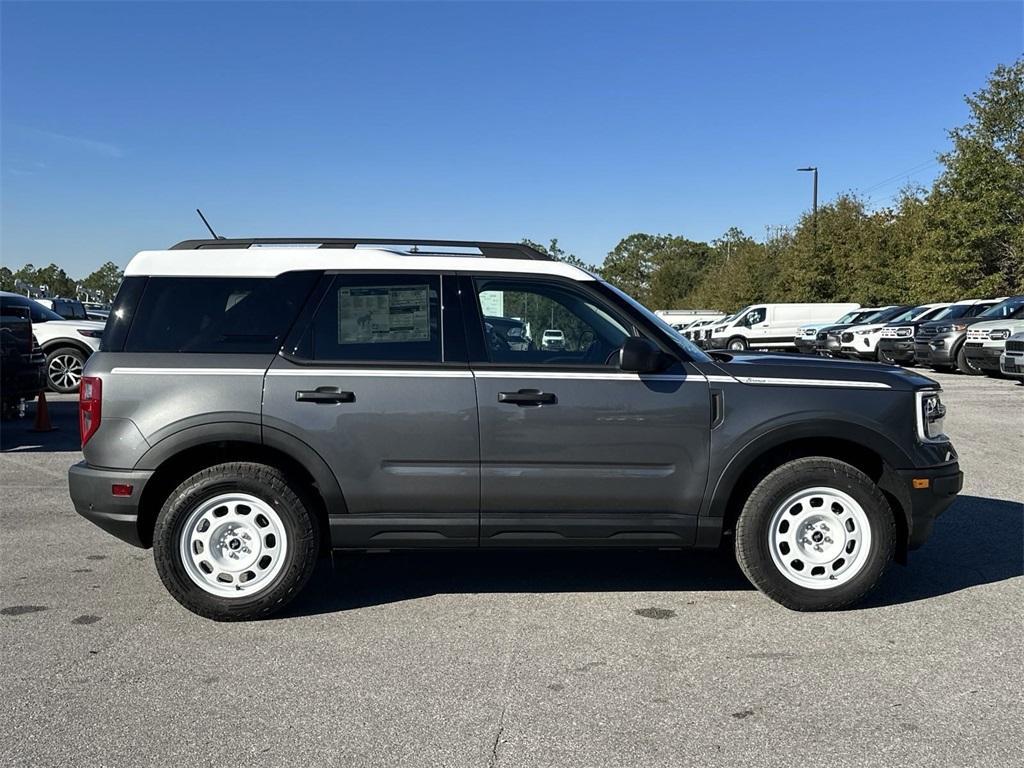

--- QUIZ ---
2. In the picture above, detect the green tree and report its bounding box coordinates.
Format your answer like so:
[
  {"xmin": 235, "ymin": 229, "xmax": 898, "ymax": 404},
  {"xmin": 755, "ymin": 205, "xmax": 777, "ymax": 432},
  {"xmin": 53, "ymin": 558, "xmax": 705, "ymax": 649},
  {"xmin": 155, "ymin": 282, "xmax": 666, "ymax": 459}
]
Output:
[
  {"xmin": 80, "ymin": 261, "xmax": 124, "ymax": 302},
  {"xmin": 0, "ymin": 266, "xmax": 14, "ymax": 292},
  {"xmin": 914, "ymin": 58, "xmax": 1024, "ymax": 298},
  {"xmin": 521, "ymin": 238, "xmax": 597, "ymax": 272},
  {"xmin": 31, "ymin": 263, "xmax": 77, "ymax": 298}
]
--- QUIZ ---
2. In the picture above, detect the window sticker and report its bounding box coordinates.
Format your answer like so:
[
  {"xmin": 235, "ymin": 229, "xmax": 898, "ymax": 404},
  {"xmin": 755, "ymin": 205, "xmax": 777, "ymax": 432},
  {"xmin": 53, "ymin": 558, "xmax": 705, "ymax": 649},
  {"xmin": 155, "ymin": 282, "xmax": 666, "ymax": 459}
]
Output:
[{"xmin": 338, "ymin": 285, "xmax": 431, "ymax": 344}]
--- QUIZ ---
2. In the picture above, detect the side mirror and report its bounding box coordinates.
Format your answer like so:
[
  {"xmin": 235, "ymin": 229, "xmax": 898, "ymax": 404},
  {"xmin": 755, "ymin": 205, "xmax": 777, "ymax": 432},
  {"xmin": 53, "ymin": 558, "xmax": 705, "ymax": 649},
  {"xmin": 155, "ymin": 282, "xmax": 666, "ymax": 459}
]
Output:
[{"xmin": 618, "ymin": 336, "xmax": 666, "ymax": 374}]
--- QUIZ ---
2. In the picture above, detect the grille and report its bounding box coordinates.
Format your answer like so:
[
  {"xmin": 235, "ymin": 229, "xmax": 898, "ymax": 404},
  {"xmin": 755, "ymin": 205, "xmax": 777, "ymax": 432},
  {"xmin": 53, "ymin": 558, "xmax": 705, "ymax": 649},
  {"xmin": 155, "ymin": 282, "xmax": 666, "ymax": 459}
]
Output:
[
  {"xmin": 1007, "ymin": 340, "xmax": 1024, "ymax": 352},
  {"xmin": 841, "ymin": 332, "xmax": 854, "ymax": 343},
  {"xmin": 918, "ymin": 326, "xmax": 938, "ymax": 339},
  {"xmin": 965, "ymin": 342, "xmax": 984, "ymax": 349}
]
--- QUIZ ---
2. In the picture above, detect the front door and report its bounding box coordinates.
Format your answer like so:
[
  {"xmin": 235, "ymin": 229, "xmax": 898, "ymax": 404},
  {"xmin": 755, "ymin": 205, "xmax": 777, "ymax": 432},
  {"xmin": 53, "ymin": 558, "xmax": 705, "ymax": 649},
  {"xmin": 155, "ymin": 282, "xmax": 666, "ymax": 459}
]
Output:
[
  {"xmin": 262, "ymin": 272, "xmax": 479, "ymax": 548},
  {"xmin": 464, "ymin": 275, "xmax": 711, "ymax": 547}
]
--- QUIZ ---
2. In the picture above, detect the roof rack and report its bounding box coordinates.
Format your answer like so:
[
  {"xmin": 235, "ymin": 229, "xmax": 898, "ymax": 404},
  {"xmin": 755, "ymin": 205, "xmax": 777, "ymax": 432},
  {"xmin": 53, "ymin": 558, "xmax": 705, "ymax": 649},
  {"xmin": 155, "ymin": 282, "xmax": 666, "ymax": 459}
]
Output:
[{"xmin": 168, "ymin": 238, "xmax": 553, "ymax": 261}]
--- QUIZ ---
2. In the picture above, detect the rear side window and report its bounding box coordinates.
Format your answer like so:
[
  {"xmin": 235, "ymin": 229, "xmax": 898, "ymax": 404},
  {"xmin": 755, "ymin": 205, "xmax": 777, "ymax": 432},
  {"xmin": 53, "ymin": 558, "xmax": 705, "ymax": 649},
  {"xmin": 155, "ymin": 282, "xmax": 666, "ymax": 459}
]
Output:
[
  {"xmin": 300, "ymin": 274, "xmax": 442, "ymax": 363},
  {"xmin": 122, "ymin": 272, "xmax": 318, "ymax": 353}
]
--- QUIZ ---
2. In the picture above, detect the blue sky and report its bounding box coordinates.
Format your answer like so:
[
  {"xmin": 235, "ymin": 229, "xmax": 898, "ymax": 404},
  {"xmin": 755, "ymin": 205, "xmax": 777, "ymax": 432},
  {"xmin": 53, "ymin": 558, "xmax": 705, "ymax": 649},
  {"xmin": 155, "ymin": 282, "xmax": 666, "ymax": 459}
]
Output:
[{"xmin": 2, "ymin": 1, "xmax": 1021, "ymax": 276}]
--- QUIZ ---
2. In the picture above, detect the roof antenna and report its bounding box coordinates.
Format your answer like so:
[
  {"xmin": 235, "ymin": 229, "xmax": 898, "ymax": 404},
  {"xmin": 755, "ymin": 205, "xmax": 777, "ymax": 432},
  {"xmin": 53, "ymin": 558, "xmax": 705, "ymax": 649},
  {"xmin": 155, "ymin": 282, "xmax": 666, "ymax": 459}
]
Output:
[{"xmin": 196, "ymin": 208, "xmax": 225, "ymax": 239}]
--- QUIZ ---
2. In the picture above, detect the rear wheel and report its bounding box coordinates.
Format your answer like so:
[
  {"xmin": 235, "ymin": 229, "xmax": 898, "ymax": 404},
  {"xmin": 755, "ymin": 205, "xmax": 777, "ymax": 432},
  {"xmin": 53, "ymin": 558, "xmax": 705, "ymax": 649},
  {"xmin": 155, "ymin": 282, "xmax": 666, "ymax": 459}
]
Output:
[
  {"xmin": 153, "ymin": 462, "xmax": 319, "ymax": 621},
  {"xmin": 955, "ymin": 344, "xmax": 983, "ymax": 375},
  {"xmin": 727, "ymin": 337, "xmax": 748, "ymax": 351},
  {"xmin": 734, "ymin": 457, "xmax": 895, "ymax": 611}
]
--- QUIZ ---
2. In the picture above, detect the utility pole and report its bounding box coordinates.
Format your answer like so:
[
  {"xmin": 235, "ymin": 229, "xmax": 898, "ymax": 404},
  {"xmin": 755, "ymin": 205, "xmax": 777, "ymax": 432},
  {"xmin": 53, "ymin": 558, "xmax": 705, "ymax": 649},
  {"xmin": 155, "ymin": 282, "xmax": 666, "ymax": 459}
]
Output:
[{"xmin": 798, "ymin": 166, "xmax": 818, "ymax": 253}]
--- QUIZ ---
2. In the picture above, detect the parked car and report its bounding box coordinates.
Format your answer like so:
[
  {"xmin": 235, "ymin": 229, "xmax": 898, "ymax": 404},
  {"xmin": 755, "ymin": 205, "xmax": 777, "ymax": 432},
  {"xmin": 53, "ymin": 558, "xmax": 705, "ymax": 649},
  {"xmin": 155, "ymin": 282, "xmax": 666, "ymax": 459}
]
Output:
[
  {"xmin": 814, "ymin": 307, "xmax": 901, "ymax": 357},
  {"xmin": 655, "ymin": 310, "xmax": 725, "ymax": 331},
  {"xmin": 795, "ymin": 308, "xmax": 884, "ymax": 355},
  {"xmin": 922, "ymin": 296, "xmax": 1024, "ymax": 375},
  {"xmin": 484, "ymin": 315, "xmax": 531, "ymax": 351},
  {"xmin": 875, "ymin": 303, "xmax": 953, "ymax": 365},
  {"xmin": 541, "ymin": 329, "xmax": 565, "ymax": 350},
  {"xmin": 912, "ymin": 299, "xmax": 1005, "ymax": 370},
  {"xmin": 838, "ymin": 305, "xmax": 927, "ymax": 361},
  {"xmin": 0, "ymin": 305, "xmax": 46, "ymax": 417},
  {"xmin": 34, "ymin": 297, "xmax": 89, "ymax": 321},
  {"xmin": 0, "ymin": 292, "xmax": 105, "ymax": 393},
  {"xmin": 999, "ymin": 331, "xmax": 1024, "ymax": 381},
  {"xmin": 963, "ymin": 304, "xmax": 1024, "ymax": 376},
  {"xmin": 706, "ymin": 303, "xmax": 861, "ymax": 351},
  {"xmin": 69, "ymin": 237, "xmax": 961, "ymax": 621}
]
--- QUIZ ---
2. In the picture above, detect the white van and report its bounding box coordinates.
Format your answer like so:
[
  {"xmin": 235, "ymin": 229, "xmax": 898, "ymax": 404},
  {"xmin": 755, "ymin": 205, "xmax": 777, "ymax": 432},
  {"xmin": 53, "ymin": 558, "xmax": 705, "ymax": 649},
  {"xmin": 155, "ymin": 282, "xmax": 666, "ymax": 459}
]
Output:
[{"xmin": 706, "ymin": 303, "xmax": 861, "ymax": 351}]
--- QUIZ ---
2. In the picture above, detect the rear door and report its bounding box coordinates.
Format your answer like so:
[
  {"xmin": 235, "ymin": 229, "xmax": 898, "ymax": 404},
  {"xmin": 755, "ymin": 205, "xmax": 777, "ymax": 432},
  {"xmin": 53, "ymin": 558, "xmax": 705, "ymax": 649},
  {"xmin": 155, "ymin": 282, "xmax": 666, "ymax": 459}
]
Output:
[
  {"xmin": 464, "ymin": 275, "xmax": 710, "ymax": 547},
  {"xmin": 262, "ymin": 272, "xmax": 480, "ymax": 548}
]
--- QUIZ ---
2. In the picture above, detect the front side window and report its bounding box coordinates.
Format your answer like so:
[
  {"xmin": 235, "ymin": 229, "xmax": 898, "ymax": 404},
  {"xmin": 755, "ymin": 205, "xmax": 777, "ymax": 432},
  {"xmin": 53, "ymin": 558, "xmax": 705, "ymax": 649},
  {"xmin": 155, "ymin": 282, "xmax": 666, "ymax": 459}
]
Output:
[
  {"xmin": 303, "ymin": 274, "xmax": 442, "ymax": 363},
  {"xmin": 473, "ymin": 278, "xmax": 629, "ymax": 366},
  {"xmin": 744, "ymin": 307, "xmax": 766, "ymax": 326}
]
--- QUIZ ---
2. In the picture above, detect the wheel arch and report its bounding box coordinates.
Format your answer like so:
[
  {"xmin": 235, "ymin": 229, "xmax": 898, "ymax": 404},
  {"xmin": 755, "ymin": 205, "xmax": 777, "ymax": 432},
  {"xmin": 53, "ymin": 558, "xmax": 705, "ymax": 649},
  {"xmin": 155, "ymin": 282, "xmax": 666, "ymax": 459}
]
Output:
[
  {"xmin": 40, "ymin": 338, "xmax": 93, "ymax": 357},
  {"xmin": 134, "ymin": 427, "xmax": 345, "ymax": 550},
  {"xmin": 709, "ymin": 423, "xmax": 913, "ymax": 560}
]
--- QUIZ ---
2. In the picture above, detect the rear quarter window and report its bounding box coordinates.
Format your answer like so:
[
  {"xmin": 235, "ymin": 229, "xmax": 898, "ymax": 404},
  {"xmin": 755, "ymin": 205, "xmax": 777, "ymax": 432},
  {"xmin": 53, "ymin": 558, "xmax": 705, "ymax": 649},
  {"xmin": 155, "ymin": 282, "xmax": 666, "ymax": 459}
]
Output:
[{"xmin": 120, "ymin": 272, "xmax": 318, "ymax": 354}]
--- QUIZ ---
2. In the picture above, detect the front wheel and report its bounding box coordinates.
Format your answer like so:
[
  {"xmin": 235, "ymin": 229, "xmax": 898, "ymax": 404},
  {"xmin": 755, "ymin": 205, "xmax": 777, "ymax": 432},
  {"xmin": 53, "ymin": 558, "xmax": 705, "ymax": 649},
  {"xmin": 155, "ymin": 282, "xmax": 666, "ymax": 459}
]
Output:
[
  {"xmin": 955, "ymin": 344, "xmax": 983, "ymax": 375},
  {"xmin": 734, "ymin": 457, "xmax": 895, "ymax": 611},
  {"xmin": 153, "ymin": 462, "xmax": 320, "ymax": 621}
]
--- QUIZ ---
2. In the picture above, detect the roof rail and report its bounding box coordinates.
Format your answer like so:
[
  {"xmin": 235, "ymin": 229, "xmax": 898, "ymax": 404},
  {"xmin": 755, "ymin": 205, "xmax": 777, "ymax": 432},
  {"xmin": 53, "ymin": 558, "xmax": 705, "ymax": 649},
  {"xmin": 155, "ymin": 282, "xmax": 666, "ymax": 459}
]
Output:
[{"xmin": 168, "ymin": 238, "xmax": 553, "ymax": 260}]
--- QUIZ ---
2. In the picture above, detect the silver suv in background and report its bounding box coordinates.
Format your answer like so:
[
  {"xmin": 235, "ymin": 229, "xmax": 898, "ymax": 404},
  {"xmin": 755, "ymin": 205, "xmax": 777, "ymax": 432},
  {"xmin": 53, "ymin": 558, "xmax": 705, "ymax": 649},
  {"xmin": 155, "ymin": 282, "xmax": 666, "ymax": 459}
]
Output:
[
  {"xmin": 916, "ymin": 295, "xmax": 1024, "ymax": 374},
  {"xmin": 69, "ymin": 237, "xmax": 961, "ymax": 621}
]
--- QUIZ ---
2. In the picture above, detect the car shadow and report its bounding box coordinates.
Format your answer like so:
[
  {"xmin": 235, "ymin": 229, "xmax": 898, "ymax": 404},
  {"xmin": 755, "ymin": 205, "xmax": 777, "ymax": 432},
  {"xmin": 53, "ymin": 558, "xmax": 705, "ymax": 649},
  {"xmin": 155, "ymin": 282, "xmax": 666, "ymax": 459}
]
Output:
[
  {"xmin": 864, "ymin": 494, "xmax": 1023, "ymax": 608},
  {"xmin": 280, "ymin": 494, "xmax": 1022, "ymax": 618},
  {"xmin": 0, "ymin": 398, "xmax": 82, "ymax": 453}
]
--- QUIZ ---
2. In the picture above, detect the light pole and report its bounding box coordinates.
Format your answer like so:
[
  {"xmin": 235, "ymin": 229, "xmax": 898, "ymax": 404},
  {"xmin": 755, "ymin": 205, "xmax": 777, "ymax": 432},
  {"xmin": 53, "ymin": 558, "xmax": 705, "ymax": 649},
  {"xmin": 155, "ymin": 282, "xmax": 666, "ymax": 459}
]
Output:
[{"xmin": 798, "ymin": 166, "xmax": 818, "ymax": 253}]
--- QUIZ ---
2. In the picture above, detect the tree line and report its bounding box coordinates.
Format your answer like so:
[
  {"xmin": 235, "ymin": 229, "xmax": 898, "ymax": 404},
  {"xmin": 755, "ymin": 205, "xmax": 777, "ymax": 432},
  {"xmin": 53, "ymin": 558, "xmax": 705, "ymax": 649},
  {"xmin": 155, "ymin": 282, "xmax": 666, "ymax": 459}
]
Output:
[
  {"xmin": 2, "ymin": 60, "xmax": 1020, "ymax": 313},
  {"xmin": 532, "ymin": 59, "xmax": 1023, "ymax": 312},
  {"xmin": 0, "ymin": 261, "xmax": 124, "ymax": 303}
]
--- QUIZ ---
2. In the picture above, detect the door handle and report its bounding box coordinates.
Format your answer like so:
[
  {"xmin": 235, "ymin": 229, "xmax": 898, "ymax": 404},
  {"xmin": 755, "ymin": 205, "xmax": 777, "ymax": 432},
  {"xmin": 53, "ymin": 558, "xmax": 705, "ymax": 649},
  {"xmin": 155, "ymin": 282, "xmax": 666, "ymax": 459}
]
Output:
[
  {"xmin": 498, "ymin": 389, "xmax": 557, "ymax": 406},
  {"xmin": 295, "ymin": 387, "xmax": 355, "ymax": 404}
]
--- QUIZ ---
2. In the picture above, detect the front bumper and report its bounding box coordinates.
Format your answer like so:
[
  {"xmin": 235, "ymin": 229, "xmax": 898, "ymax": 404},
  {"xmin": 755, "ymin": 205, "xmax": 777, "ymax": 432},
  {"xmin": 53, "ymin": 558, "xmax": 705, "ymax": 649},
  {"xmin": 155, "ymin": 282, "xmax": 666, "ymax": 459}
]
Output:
[
  {"xmin": 841, "ymin": 345, "xmax": 876, "ymax": 360},
  {"xmin": 69, "ymin": 462, "xmax": 153, "ymax": 548},
  {"xmin": 964, "ymin": 345, "xmax": 1003, "ymax": 371},
  {"xmin": 1000, "ymin": 352, "xmax": 1024, "ymax": 378},
  {"xmin": 794, "ymin": 338, "xmax": 817, "ymax": 354},
  {"xmin": 894, "ymin": 462, "xmax": 963, "ymax": 550},
  {"xmin": 877, "ymin": 338, "xmax": 916, "ymax": 363}
]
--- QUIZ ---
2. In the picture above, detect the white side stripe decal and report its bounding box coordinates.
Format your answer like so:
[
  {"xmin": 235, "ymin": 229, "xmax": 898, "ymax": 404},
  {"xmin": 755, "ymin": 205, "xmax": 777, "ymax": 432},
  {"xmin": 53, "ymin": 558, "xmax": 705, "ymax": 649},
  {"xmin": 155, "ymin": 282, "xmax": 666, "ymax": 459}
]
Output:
[
  {"xmin": 110, "ymin": 367, "xmax": 264, "ymax": 376},
  {"xmin": 265, "ymin": 369, "xmax": 473, "ymax": 378},
  {"xmin": 734, "ymin": 376, "xmax": 891, "ymax": 389}
]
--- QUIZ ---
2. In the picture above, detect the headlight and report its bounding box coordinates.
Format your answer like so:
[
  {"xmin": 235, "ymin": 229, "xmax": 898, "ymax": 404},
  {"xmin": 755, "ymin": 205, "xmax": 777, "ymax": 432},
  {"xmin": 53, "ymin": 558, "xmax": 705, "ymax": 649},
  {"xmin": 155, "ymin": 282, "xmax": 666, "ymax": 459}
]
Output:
[
  {"xmin": 896, "ymin": 327, "xmax": 914, "ymax": 337},
  {"xmin": 854, "ymin": 328, "xmax": 874, "ymax": 336},
  {"xmin": 934, "ymin": 325, "xmax": 952, "ymax": 333},
  {"xmin": 916, "ymin": 391, "xmax": 947, "ymax": 443},
  {"xmin": 77, "ymin": 329, "xmax": 104, "ymax": 338},
  {"xmin": 951, "ymin": 323, "xmax": 969, "ymax": 332},
  {"xmin": 989, "ymin": 329, "xmax": 1010, "ymax": 341}
]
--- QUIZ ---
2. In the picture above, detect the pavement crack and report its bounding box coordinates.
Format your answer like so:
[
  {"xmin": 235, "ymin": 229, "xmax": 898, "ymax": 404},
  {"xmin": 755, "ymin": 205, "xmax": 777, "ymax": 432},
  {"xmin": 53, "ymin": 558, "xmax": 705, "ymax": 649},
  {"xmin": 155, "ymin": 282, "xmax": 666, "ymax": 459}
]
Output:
[{"xmin": 488, "ymin": 703, "xmax": 507, "ymax": 768}]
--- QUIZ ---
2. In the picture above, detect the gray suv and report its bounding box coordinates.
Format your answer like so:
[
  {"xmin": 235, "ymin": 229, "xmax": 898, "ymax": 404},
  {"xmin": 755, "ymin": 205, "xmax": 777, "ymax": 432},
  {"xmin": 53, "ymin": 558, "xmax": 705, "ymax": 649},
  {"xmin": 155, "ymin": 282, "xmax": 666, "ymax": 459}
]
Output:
[{"xmin": 69, "ymin": 238, "xmax": 962, "ymax": 620}]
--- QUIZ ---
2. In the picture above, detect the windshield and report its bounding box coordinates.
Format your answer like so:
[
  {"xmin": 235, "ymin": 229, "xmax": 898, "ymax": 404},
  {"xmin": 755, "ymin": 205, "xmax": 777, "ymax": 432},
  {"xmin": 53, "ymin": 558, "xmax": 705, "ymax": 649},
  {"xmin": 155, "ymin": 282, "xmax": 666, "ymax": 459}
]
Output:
[
  {"xmin": 865, "ymin": 305, "xmax": 909, "ymax": 324},
  {"xmin": 891, "ymin": 305, "xmax": 941, "ymax": 323},
  {"xmin": 601, "ymin": 282, "xmax": 711, "ymax": 362},
  {"xmin": 834, "ymin": 311, "xmax": 860, "ymax": 324},
  {"xmin": 929, "ymin": 304, "xmax": 969, "ymax": 322},
  {"xmin": 979, "ymin": 296, "xmax": 1024, "ymax": 318}
]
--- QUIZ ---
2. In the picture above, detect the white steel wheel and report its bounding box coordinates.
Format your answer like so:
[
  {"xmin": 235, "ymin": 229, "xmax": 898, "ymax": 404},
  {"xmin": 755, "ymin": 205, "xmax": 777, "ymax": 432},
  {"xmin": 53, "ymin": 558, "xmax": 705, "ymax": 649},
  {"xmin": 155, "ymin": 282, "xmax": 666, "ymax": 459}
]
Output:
[
  {"xmin": 179, "ymin": 492, "xmax": 289, "ymax": 598},
  {"xmin": 767, "ymin": 486, "xmax": 872, "ymax": 590}
]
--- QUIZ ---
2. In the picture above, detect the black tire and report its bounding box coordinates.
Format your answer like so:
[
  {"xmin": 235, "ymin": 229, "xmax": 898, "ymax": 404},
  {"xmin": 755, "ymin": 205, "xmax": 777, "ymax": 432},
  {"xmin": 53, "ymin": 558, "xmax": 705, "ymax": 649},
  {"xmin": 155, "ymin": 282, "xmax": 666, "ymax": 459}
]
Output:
[
  {"xmin": 727, "ymin": 337, "xmax": 748, "ymax": 351},
  {"xmin": 45, "ymin": 345, "xmax": 87, "ymax": 393},
  {"xmin": 153, "ymin": 462, "xmax": 320, "ymax": 621},
  {"xmin": 734, "ymin": 457, "xmax": 896, "ymax": 611},
  {"xmin": 955, "ymin": 343, "xmax": 983, "ymax": 376}
]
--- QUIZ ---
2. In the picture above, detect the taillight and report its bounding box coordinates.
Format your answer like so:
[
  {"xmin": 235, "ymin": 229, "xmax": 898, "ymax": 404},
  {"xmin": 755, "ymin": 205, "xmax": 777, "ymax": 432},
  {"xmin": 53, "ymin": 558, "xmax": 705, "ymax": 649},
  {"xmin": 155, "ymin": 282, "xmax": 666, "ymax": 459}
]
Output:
[{"xmin": 79, "ymin": 376, "xmax": 102, "ymax": 446}]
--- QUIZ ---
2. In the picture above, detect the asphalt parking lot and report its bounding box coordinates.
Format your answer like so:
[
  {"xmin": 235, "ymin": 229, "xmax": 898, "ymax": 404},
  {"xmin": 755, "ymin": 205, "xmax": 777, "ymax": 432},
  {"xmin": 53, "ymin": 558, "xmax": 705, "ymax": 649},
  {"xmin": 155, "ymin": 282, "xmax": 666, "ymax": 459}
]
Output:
[{"xmin": 1, "ymin": 371, "xmax": 1021, "ymax": 768}]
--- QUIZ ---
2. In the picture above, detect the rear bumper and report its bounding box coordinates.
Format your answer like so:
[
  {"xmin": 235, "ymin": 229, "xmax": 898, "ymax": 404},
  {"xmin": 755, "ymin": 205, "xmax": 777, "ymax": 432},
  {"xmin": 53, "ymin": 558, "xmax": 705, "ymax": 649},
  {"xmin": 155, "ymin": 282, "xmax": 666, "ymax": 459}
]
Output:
[{"xmin": 69, "ymin": 462, "xmax": 152, "ymax": 548}]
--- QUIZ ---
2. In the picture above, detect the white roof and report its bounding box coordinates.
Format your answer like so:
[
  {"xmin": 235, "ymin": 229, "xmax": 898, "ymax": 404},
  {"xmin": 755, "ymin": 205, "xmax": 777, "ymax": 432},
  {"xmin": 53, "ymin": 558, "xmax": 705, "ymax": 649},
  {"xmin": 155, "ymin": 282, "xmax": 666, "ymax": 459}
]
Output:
[{"xmin": 125, "ymin": 248, "xmax": 595, "ymax": 281}]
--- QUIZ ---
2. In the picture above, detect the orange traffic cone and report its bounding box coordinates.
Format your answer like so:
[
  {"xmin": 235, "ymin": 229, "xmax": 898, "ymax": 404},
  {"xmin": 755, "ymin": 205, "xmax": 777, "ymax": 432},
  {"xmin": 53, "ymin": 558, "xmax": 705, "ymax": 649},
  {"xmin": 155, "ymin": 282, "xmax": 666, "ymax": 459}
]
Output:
[{"xmin": 30, "ymin": 391, "xmax": 56, "ymax": 432}]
